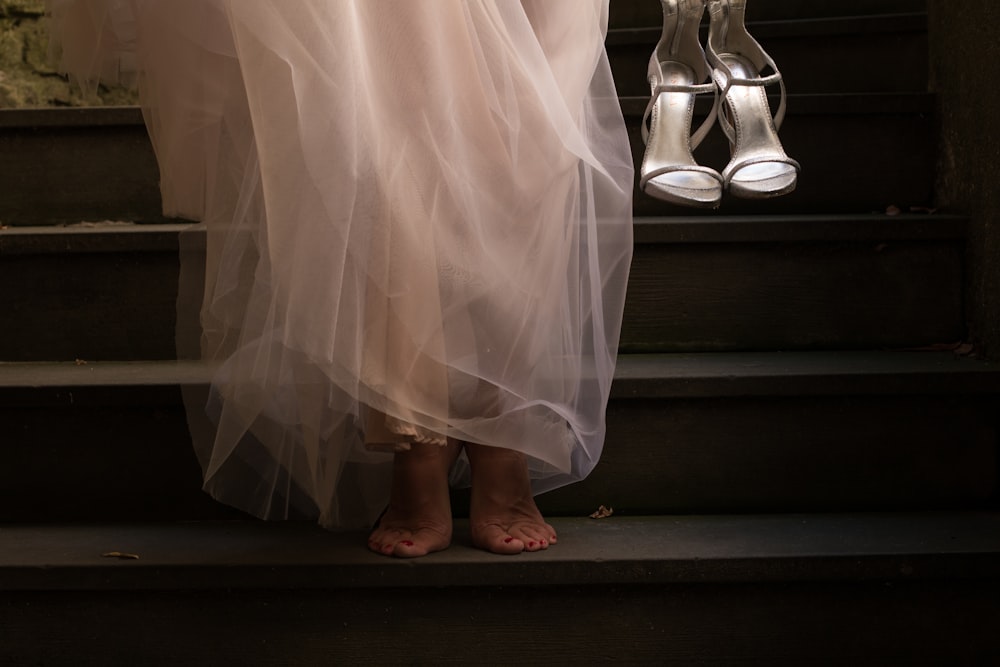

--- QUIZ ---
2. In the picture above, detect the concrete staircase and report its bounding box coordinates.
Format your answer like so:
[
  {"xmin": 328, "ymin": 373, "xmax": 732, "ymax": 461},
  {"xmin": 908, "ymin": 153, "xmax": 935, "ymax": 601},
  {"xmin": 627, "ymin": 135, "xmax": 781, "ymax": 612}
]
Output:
[{"xmin": 2, "ymin": 1, "xmax": 999, "ymax": 663}]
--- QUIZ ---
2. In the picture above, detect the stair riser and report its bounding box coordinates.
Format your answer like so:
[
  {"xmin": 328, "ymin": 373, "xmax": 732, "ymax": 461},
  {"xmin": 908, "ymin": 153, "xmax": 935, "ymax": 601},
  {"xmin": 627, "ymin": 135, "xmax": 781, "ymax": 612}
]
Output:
[
  {"xmin": 610, "ymin": 0, "xmax": 927, "ymax": 27},
  {"xmin": 610, "ymin": 27, "xmax": 928, "ymax": 97},
  {"xmin": 1, "ymin": 98, "xmax": 933, "ymax": 224},
  {"xmin": 3, "ymin": 581, "xmax": 997, "ymax": 666},
  {"xmin": 0, "ymin": 235, "xmax": 965, "ymax": 361},
  {"xmin": 628, "ymin": 106, "xmax": 936, "ymax": 216},
  {"xmin": 623, "ymin": 239, "xmax": 964, "ymax": 352},
  {"xmin": 0, "ymin": 250, "xmax": 179, "ymax": 362},
  {"xmin": 0, "ymin": 124, "xmax": 164, "ymax": 225},
  {"xmin": 2, "ymin": 389, "xmax": 995, "ymax": 521},
  {"xmin": 553, "ymin": 395, "xmax": 999, "ymax": 515}
]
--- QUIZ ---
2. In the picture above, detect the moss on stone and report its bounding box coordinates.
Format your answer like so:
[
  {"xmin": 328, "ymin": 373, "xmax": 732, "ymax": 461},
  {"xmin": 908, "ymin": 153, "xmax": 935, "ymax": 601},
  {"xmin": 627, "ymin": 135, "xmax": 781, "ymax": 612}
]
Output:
[
  {"xmin": 0, "ymin": 0, "xmax": 45, "ymax": 18},
  {"xmin": 0, "ymin": 1, "xmax": 136, "ymax": 107}
]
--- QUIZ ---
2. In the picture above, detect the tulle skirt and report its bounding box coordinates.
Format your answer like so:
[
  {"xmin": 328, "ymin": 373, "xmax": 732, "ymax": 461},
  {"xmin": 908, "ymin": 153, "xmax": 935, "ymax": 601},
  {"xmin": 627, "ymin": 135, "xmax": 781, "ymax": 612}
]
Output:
[{"xmin": 48, "ymin": 0, "xmax": 634, "ymax": 529}]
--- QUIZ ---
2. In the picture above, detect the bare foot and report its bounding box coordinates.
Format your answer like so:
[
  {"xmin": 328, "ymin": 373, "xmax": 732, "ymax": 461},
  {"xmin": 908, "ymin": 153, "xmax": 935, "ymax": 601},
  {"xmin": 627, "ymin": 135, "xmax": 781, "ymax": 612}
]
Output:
[
  {"xmin": 368, "ymin": 439, "xmax": 461, "ymax": 558},
  {"xmin": 466, "ymin": 442, "xmax": 558, "ymax": 555}
]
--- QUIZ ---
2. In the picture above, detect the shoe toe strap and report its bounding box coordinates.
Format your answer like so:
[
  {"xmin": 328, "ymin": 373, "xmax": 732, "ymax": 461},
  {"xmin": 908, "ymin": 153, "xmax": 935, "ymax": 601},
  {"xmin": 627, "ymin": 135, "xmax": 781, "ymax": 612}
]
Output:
[
  {"xmin": 640, "ymin": 163, "xmax": 723, "ymax": 190},
  {"xmin": 722, "ymin": 153, "xmax": 801, "ymax": 185}
]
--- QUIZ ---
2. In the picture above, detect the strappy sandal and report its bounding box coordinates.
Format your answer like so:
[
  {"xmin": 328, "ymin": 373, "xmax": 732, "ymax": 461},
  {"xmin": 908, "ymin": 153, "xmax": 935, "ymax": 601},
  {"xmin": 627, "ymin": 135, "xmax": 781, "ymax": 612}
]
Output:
[
  {"xmin": 640, "ymin": 0, "xmax": 723, "ymax": 208},
  {"xmin": 706, "ymin": 0, "xmax": 800, "ymax": 199}
]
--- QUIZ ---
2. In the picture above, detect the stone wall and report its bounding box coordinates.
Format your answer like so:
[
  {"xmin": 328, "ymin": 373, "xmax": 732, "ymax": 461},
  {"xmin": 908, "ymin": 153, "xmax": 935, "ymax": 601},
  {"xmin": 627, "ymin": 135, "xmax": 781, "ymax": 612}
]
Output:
[
  {"xmin": 0, "ymin": 0, "xmax": 135, "ymax": 107},
  {"xmin": 929, "ymin": 0, "xmax": 1000, "ymax": 359}
]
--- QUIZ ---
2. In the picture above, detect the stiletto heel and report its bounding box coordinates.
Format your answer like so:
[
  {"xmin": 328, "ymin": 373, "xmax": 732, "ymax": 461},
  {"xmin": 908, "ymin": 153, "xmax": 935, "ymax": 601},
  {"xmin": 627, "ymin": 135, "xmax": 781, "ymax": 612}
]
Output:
[
  {"xmin": 706, "ymin": 0, "xmax": 799, "ymax": 199},
  {"xmin": 640, "ymin": 0, "xmax": 723, "ymax": 208}
]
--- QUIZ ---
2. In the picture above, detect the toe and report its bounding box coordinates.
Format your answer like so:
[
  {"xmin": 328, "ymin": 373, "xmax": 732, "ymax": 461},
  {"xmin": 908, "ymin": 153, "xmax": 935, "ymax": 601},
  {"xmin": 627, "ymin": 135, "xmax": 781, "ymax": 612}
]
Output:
[
  {"xmin": 392, "ymin": 539, "xmax": 425, "ymax": 558},
  {"xmin": 475, "ymin": 524, "xmax": 525, "ymax": 555},
  {"xmin": 509, "ymin": 523, "xmax": 551, "ymax": 551}
]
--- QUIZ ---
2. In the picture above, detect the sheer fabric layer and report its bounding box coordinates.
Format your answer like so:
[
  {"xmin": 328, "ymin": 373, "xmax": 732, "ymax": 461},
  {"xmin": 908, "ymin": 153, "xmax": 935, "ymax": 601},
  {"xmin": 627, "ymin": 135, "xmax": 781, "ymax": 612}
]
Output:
[{"xmin": 48, "ymin": 0, "xmax": 634, "ymax": 529}]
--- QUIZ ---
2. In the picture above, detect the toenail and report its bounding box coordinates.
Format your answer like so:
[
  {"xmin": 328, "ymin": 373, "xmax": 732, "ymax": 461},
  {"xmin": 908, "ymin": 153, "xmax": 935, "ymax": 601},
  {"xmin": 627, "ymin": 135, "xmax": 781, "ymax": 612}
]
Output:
[
  {"xmin": 504, "ymin": 537, "xmax": 514, "ymax": 544},
  {"xmin": 528, "ymin": 541, "xmax": 536, "ymax": 548},
  {"xmin": 401, "ymin": 540, "xmax": 414, "ymax": 547}
]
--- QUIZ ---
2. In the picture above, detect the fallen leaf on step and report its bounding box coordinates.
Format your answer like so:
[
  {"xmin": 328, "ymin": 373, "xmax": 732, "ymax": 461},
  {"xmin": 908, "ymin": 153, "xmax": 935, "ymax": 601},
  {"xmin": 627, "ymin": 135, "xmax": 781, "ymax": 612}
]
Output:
[
  {"xmin": 904, "ymin": 341, "xmax": 977, "ymax": 357},
  {"xmin": 955, "ymin": 342, "xmax": 976, "ymax": 357},
  {"xmin": 75, "ymin": 359, "xmax": 88, "ymax": 366},
  {"xmin": 102, "ymin": 552, "xmax": 140, "ymax": 560},
  {"xmin": 589, "ymin": 505, "xmax": 614, "ymax": 520}
]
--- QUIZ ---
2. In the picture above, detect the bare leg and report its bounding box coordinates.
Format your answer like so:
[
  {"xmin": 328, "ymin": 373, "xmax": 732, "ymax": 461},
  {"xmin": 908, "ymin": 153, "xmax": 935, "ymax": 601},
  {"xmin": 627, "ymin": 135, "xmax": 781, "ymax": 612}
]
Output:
[
  {"xmin": 368, "ymin": 439, "xmax": 462, "ymax": 558},
  {"xmin": 466, "ymin": 442, "xmax": 558, "ymax": 555}
]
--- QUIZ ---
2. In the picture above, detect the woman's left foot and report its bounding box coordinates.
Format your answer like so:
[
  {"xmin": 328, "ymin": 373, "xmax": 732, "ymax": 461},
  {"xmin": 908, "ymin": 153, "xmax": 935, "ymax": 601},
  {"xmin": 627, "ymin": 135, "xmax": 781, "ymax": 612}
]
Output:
[{"xmin": 465, "ymin": 443, "xmax": 558, "ymax": 555}]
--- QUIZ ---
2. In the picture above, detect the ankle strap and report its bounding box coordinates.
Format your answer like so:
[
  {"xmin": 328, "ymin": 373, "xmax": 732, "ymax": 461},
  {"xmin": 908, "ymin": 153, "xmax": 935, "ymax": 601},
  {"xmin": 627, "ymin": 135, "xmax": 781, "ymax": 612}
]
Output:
[{"xmin": 705, "ymin": 0, "xmax": 788, "ymax": 143}]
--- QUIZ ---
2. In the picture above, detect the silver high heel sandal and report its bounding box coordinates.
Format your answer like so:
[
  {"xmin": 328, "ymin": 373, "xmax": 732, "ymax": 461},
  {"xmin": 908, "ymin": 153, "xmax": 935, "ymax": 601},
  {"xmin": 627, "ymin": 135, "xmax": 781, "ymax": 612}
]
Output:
[
  {"xmin": 706, "ymin": 0, "xmax": 799, "ymax": 199},
  {"xmin": 640, "ymin": 0, "xmax": 722, "ymax": 208}
]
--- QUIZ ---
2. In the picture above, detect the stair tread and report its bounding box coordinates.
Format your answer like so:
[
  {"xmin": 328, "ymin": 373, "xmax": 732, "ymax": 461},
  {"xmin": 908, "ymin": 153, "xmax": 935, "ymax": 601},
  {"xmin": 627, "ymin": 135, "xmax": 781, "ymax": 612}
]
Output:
[
  {"xmin": 0, "ymin": 221, "xmax": 188, "ymax": 253},
  {"xmin": 2, "ymin": 512, "xmax": 997, "ymax": 591},
  {"xmin": 2, "ymin": 351, "xmax": 998, "ymax": 399}
]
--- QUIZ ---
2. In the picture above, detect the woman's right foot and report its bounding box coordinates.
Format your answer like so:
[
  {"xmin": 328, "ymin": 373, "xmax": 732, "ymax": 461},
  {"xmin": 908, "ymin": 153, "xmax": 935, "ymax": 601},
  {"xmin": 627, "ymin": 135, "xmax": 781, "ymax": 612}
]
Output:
[{"xmin": 368, "ymin": 439, "xmax": 461, "ymax": 558}]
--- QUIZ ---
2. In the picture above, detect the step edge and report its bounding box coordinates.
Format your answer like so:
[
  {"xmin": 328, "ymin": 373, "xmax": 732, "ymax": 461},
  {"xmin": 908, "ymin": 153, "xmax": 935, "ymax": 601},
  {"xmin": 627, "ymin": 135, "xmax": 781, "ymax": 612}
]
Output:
[
  {"xmin": 612, "ymin": 352, "xmax": 1000, "ymax": 398},
  {"xmin": 0, "ymin": 106, "xmax": 144, "ymax": 129},
  {"xmin": 633, "ymin": 214, "xmax": 967, "ymax": 244},
  {"xmin": 1, "ymin": 215, "xmax": 966, "ymax": 252},
  {"xmin": 2, "ymin": 512, "xmax": 997, "ymax": 592},
  {"xmin": 0, "ymin": 91, "xmax": 932, "ymax": 133},
  {"xmin": 2, "ymin": 352, "xmax": 999, "ymax": 400},
  {"xmin": 0, "ymin": 222, "xmax": 190, "ymax": 254}
]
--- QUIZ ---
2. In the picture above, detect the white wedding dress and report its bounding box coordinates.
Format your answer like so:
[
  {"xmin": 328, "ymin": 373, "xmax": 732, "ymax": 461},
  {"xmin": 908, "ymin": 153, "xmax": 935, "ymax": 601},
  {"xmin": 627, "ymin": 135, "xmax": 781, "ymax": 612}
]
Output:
[{"xmin": 48, "ymin": 0, "xmax": 634, "ymax": 529}]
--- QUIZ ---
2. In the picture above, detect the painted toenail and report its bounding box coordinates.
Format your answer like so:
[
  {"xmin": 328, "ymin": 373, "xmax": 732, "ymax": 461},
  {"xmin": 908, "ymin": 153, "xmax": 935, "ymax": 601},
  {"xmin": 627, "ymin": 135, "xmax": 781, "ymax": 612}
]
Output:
[
  {"xmin": 401, "ymin": 540, "xmax": 414, "ymax": 547},
  {"xmin": 504, "ymin": 537, "xmax": 514, "ymax": 544},
  {"xmin": 528, "ymin": 541, "xmax": 536, "ymax": 548}
]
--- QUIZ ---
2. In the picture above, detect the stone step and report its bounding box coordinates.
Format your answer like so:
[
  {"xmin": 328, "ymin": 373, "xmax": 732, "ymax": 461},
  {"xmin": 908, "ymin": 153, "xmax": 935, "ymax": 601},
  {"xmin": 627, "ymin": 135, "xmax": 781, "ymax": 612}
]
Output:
[
  {"xmin": 627, "ymin": 92, "xmax": 937, "ymax": 216},
  {"xmin": 1, "ymin": 351, "xmax": 996, "ymax": 521},
  {"xmin": 2, "ymin": 512, "xmax": 997, "ymax": 664},
  {"xmin": 0, "ymin": 213, "xmax": 966, "ymax": 361},
  {"xmin": 0, "ymin": 108, "xmax": 163, "ymax": 225},
  {"xmin": 609, "ymin": 13, "xmax": 929, "ymax": 97},
  {"xmin": 625, "ymin": 213, "xmax": 964, "ymax": 352},
  {"xmin": 0, "ymin": 90, "xmax": 933, "ymax": 223}
]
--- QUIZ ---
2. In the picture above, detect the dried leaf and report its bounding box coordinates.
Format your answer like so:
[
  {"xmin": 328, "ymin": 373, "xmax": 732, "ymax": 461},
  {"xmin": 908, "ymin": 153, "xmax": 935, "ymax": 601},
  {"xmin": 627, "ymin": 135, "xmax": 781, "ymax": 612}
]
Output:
[
  {"xmin": 102, "ymin": 552, "xmax": 140, "ymax": 560},
  {"xmin": 589, "ymin": 505, "xmax": 614, "ymax": 520},
  {"xmin": 75, "ymin": 359, "xmax": 88, "ymax": 366},
  {"xmin": 955, "ymin": 342, "xmax": 976, "ymax": 357},
  {"xmin": 905, "ymin": 341, "xmax": 977, "ymax": 356}
]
